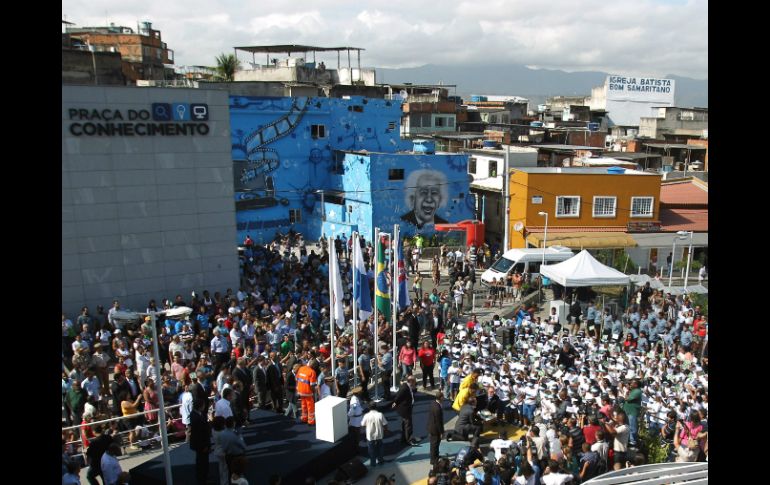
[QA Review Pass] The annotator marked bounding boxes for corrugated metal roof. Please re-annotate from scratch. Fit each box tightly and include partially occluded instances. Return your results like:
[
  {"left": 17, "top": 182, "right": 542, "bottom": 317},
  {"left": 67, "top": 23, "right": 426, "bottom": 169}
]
[
  {"left": 644, "top": 143, "right": 707, "bottom": 150},
  {"left": 583, "top": 462, "right": 707, "bottom": 484},
  {"left": 234, "top": 45, "right": 364, "bottom": 53}
]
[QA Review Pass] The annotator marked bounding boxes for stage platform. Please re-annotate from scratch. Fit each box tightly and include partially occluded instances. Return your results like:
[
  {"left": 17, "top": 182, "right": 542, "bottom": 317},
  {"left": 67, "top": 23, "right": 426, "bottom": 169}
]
[{"left": 130, "top": 392, "right": 454, "bottom": 485}]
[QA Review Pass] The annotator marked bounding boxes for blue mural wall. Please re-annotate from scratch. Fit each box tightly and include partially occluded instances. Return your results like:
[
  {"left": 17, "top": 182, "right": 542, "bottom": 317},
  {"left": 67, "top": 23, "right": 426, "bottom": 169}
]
[
  {"left": 228, "top": 95, "right": 472, "bottom": 244},
  {"left": 229, "top": 96, "right": 409, "bottom": 243},
  {"left": 340, "top": 152, "right": 475, "bottom": 241}
]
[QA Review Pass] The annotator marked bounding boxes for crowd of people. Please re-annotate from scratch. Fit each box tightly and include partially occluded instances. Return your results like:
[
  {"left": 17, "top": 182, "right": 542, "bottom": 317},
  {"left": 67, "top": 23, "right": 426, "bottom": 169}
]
[{"left": 61, "top": 229, "right": 708, "bottom": 485}]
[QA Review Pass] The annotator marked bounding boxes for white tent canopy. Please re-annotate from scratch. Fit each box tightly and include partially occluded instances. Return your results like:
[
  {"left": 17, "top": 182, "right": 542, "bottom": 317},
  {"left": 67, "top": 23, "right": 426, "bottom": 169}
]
[{"left": 541, "top": 250, "right": 631, "bottom": 287}]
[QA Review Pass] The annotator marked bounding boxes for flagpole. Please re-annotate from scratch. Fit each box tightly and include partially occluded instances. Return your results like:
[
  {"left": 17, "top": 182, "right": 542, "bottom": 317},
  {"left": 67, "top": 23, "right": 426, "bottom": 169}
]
[
  {"left": 328, "top": 236, "right": 335, "bottom": 363},
  {"left": 392, "top": 224, "right": 399, "bottom": 394},
  {"left": 373, "top": 227, "right": 380, "bottom": 401},
  {"left": 352, "top": 232, "right": 359, "bottom": 388}
]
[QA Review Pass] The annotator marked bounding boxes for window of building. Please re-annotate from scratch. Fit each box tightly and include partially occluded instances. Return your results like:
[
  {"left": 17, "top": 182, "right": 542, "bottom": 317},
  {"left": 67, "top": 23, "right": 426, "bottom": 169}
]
[
  {"left": 435, "top": 117, "right": 445, "bottom": 127},
  {"left": 488, "top": 161, "right": 498, "bottom": 178},
  {"left": 332, "top": 151, "right": 345, "bottom": 174},
  {"left": 556, "top": 196, "right": 581, "bottom": 217},
  {"left": 388, "top": 168, "right": 404, "bottom": 180},
  {"left": 311, "top": 124, "right": 327, "bottom": 139},
  {"left": 448, "top": 117, "right": 455, "bottom": 127},
  {"left": 289, "top": 209, "right": 302, "bottom": 224},
  {"left": 490, "top": 115, "right": 497, "bottom": 124},
  {"left": 421, "top": 114, "right": 431, "bottom": 127},
  {"left": 592, "top": 196, "right": 617, "bottom": 218},
  {"left": 387, "top": 121, "right": 396, "bottom": 131},
  {"left": 502, "top": 114, "right": 510, "bottom": 124},
  {"left": 468, "top": 158, "right": 477, "bottom": 175},
  {"left": 631, "top": 197, "right": 654, "bottom": 218}
]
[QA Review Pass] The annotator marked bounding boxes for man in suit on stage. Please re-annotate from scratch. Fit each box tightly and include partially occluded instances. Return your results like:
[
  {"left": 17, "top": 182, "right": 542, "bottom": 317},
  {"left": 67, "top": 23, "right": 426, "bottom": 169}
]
[
  {"left": 392, "top": 375, "right": 419, "bottom": 446},
  {"left": 427, "top": 390, "right": 445, "bottom": 465},
  {"left": 266, "top": 352, "right": 284, "bottom": 413}
]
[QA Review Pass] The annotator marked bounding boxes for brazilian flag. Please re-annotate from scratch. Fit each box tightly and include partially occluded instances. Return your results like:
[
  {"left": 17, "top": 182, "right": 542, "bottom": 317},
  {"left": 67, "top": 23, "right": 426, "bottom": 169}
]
[{"left": 375, "top": 236, "right": 391, "bottom": 322}]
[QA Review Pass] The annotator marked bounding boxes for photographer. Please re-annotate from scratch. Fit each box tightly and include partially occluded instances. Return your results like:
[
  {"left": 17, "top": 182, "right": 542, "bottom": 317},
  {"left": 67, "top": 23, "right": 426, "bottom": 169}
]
[
  {"left": 601, "top": 410, "right": 630, "bottom": 470},
  {"left": 468, "top": 460, "right": 501, "bottom": 485},
  {"left": 673, "top": 411, "right": 705, "bottom": 463},
  {"left": 660, "top": 411, "right": 678, "bottom": 462},
  {"left": 452, "top": 437, "right": 484, "bottom": 475}
]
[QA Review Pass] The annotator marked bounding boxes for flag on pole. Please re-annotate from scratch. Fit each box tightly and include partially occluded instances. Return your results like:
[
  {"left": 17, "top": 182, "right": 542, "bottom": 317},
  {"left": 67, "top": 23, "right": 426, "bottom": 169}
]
[
  {"left": 396, "top": 231, "right": 411, "bottom": 311},
  {"left": 353, "top": 234, "right": 372, "bottom": 321},
  {"left": 329, "top": 239, "right": 345, "bottom": 329},
  {"left": 375, "top": 236, "right": 391, "bottom": 322}
]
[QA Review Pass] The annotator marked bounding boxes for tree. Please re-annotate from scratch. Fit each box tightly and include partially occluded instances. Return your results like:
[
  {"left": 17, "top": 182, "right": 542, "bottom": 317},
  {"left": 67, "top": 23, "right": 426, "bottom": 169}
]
[{"left": 215, "top": 53, "right": 240, "bottom": 82}]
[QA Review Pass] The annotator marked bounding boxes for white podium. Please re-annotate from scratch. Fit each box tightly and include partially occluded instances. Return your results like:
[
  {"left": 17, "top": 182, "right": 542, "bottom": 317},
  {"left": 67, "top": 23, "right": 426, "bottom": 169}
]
[
  {"left": 315, "top": 396, "right": 348, "bottom": 443},
  {"left": 550, "top": 300, "right": 569, "bottom": 325}
]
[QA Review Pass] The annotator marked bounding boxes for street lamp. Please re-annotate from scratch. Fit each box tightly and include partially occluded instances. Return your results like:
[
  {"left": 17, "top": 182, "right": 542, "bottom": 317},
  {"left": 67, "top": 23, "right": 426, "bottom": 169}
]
[
  {"left": 538, "top": 211, "right": 548, "bottom": 302},
  {"left": 667, "top": 233, "right": 688, "bottom": 287},
  {"left": 679, "top": 230, "right": 694, "bottom": 288},
  {"left": 125, "top": 305, "right": 193, "bottom": 485}
]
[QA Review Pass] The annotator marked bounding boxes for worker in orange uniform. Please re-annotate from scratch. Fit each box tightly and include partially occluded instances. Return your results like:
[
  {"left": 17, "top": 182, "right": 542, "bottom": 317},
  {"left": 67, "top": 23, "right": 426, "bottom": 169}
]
[{"left": 297, "top": 361, "right": 319, "bottom": 425}]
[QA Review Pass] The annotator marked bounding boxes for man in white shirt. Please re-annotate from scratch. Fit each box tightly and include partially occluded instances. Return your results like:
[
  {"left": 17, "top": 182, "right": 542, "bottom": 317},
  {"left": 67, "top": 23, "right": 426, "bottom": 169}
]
[
  {"left": 180, "top": 383, "right": 194, "bottom": 440},
  {"left": 215, "top": 388, "right": 235, "bottom": 419},
  {"left": 490, "top": 430, "right": 513, "bottom": 461},
  {"left": 540, "top": 460, "right": 574, "bottom": 485},
  {"left": 360, "top": 402, "right": 388, "bottom": 467},
  {"left": 348, "top": 390, "right": 365, "bottom": 454}
]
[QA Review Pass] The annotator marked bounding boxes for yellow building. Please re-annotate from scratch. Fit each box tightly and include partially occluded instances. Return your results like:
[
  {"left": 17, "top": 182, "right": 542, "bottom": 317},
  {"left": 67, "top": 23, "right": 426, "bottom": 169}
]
[{"left": 508, "top": 167, "right": 662, "bottom": 249}]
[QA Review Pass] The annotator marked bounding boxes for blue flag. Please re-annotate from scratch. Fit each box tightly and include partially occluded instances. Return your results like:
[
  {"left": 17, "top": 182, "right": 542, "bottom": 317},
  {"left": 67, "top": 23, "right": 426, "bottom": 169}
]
[
  {"left": 396, "top": 235, "right": 411, "bottom": 311},
  {"left": 353, "top": 235, "right": 373, "bottom": 321}
]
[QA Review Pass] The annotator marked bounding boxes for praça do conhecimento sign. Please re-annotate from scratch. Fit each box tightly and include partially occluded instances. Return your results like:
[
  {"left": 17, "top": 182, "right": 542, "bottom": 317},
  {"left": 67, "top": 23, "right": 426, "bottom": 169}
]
[{"left": 68, "top": 103, "right": 210, "bottom": 137}]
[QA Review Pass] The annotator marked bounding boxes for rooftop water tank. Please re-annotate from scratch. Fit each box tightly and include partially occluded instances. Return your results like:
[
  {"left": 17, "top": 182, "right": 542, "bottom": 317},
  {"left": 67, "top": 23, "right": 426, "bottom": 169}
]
[
  {"left": 413, "top": 139, "right": 435, "bottom": 154},
  {"left": 482, "top": 140, "right": 499, "bottom": 149},
  {"left": 607, "top": 167, "right": 626, "bottom": 174}
]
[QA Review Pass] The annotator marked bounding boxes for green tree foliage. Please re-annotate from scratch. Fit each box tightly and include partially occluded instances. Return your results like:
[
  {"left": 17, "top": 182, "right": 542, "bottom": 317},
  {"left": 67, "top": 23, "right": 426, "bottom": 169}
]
[{"left": 215, "top": 53, "right": 240, "bottom": 82}]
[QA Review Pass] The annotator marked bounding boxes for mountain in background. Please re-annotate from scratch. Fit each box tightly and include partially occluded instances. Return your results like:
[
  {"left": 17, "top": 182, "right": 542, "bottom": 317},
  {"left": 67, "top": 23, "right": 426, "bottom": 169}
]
[{"left": 377, "top": 64, "right": 708, "bottom": 108}]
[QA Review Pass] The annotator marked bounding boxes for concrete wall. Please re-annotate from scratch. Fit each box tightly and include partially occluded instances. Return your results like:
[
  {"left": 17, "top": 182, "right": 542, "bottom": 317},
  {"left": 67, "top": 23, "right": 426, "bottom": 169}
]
[
  {"left": 62, "top": 50, "right": 126, "bottom": 85},
  {"left": 234, "top": 66, "right": 338, "bottom": 84},
  {"left": 62, "top": 85, "right": 239, "bottom": 316}
]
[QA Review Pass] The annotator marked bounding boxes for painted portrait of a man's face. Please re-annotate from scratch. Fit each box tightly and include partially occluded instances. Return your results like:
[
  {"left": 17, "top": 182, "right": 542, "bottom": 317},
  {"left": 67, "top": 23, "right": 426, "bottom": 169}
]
[
  {"left": 413, "top": 175, "right": 442, "bottom": 225},
  {"left": 401, "top": 170, "right": 448, "bottom": 229}
]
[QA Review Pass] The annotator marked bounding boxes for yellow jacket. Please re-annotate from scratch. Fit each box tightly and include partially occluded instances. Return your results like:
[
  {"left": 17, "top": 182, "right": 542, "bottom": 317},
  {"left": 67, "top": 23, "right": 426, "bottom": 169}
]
[{"left": 452, "top": 373, "right": 477, "bottom": 411}]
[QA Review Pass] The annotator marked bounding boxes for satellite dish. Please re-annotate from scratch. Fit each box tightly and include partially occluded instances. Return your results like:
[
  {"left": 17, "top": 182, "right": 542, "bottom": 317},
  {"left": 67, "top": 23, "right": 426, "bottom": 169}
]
[{"left": 514, "top": 221, "right": 524, "bottom": 232}]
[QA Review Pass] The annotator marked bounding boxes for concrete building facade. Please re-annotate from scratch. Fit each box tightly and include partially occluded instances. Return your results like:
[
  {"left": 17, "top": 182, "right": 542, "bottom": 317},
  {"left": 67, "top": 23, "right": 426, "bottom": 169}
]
[{"left": 62, "top": 85, "right": 239, "bottom": 316}]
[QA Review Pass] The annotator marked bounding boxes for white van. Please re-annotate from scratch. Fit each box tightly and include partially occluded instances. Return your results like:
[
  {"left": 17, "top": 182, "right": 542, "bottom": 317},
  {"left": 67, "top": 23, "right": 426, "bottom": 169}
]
[{"left": 481, "top": 246, "right": 575, "bottom": 286}]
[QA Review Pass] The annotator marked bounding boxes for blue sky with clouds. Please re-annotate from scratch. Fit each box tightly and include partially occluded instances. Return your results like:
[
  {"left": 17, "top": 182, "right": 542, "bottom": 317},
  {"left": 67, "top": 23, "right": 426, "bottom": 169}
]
[{"left": 63, "top": 0, "right": 708, "bottom": 79}]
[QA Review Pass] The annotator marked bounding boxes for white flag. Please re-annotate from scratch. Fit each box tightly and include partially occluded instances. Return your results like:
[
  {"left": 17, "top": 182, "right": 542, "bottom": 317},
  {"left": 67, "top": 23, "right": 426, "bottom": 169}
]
[{"left": 329, "top": 238, "right": 346, "bottom": 329}]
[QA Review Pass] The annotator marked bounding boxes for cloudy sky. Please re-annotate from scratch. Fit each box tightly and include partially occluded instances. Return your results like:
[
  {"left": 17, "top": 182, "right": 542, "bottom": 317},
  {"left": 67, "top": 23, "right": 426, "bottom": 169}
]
[{"left": 63, "top": 0, "right": 708, "bottom": 79}]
